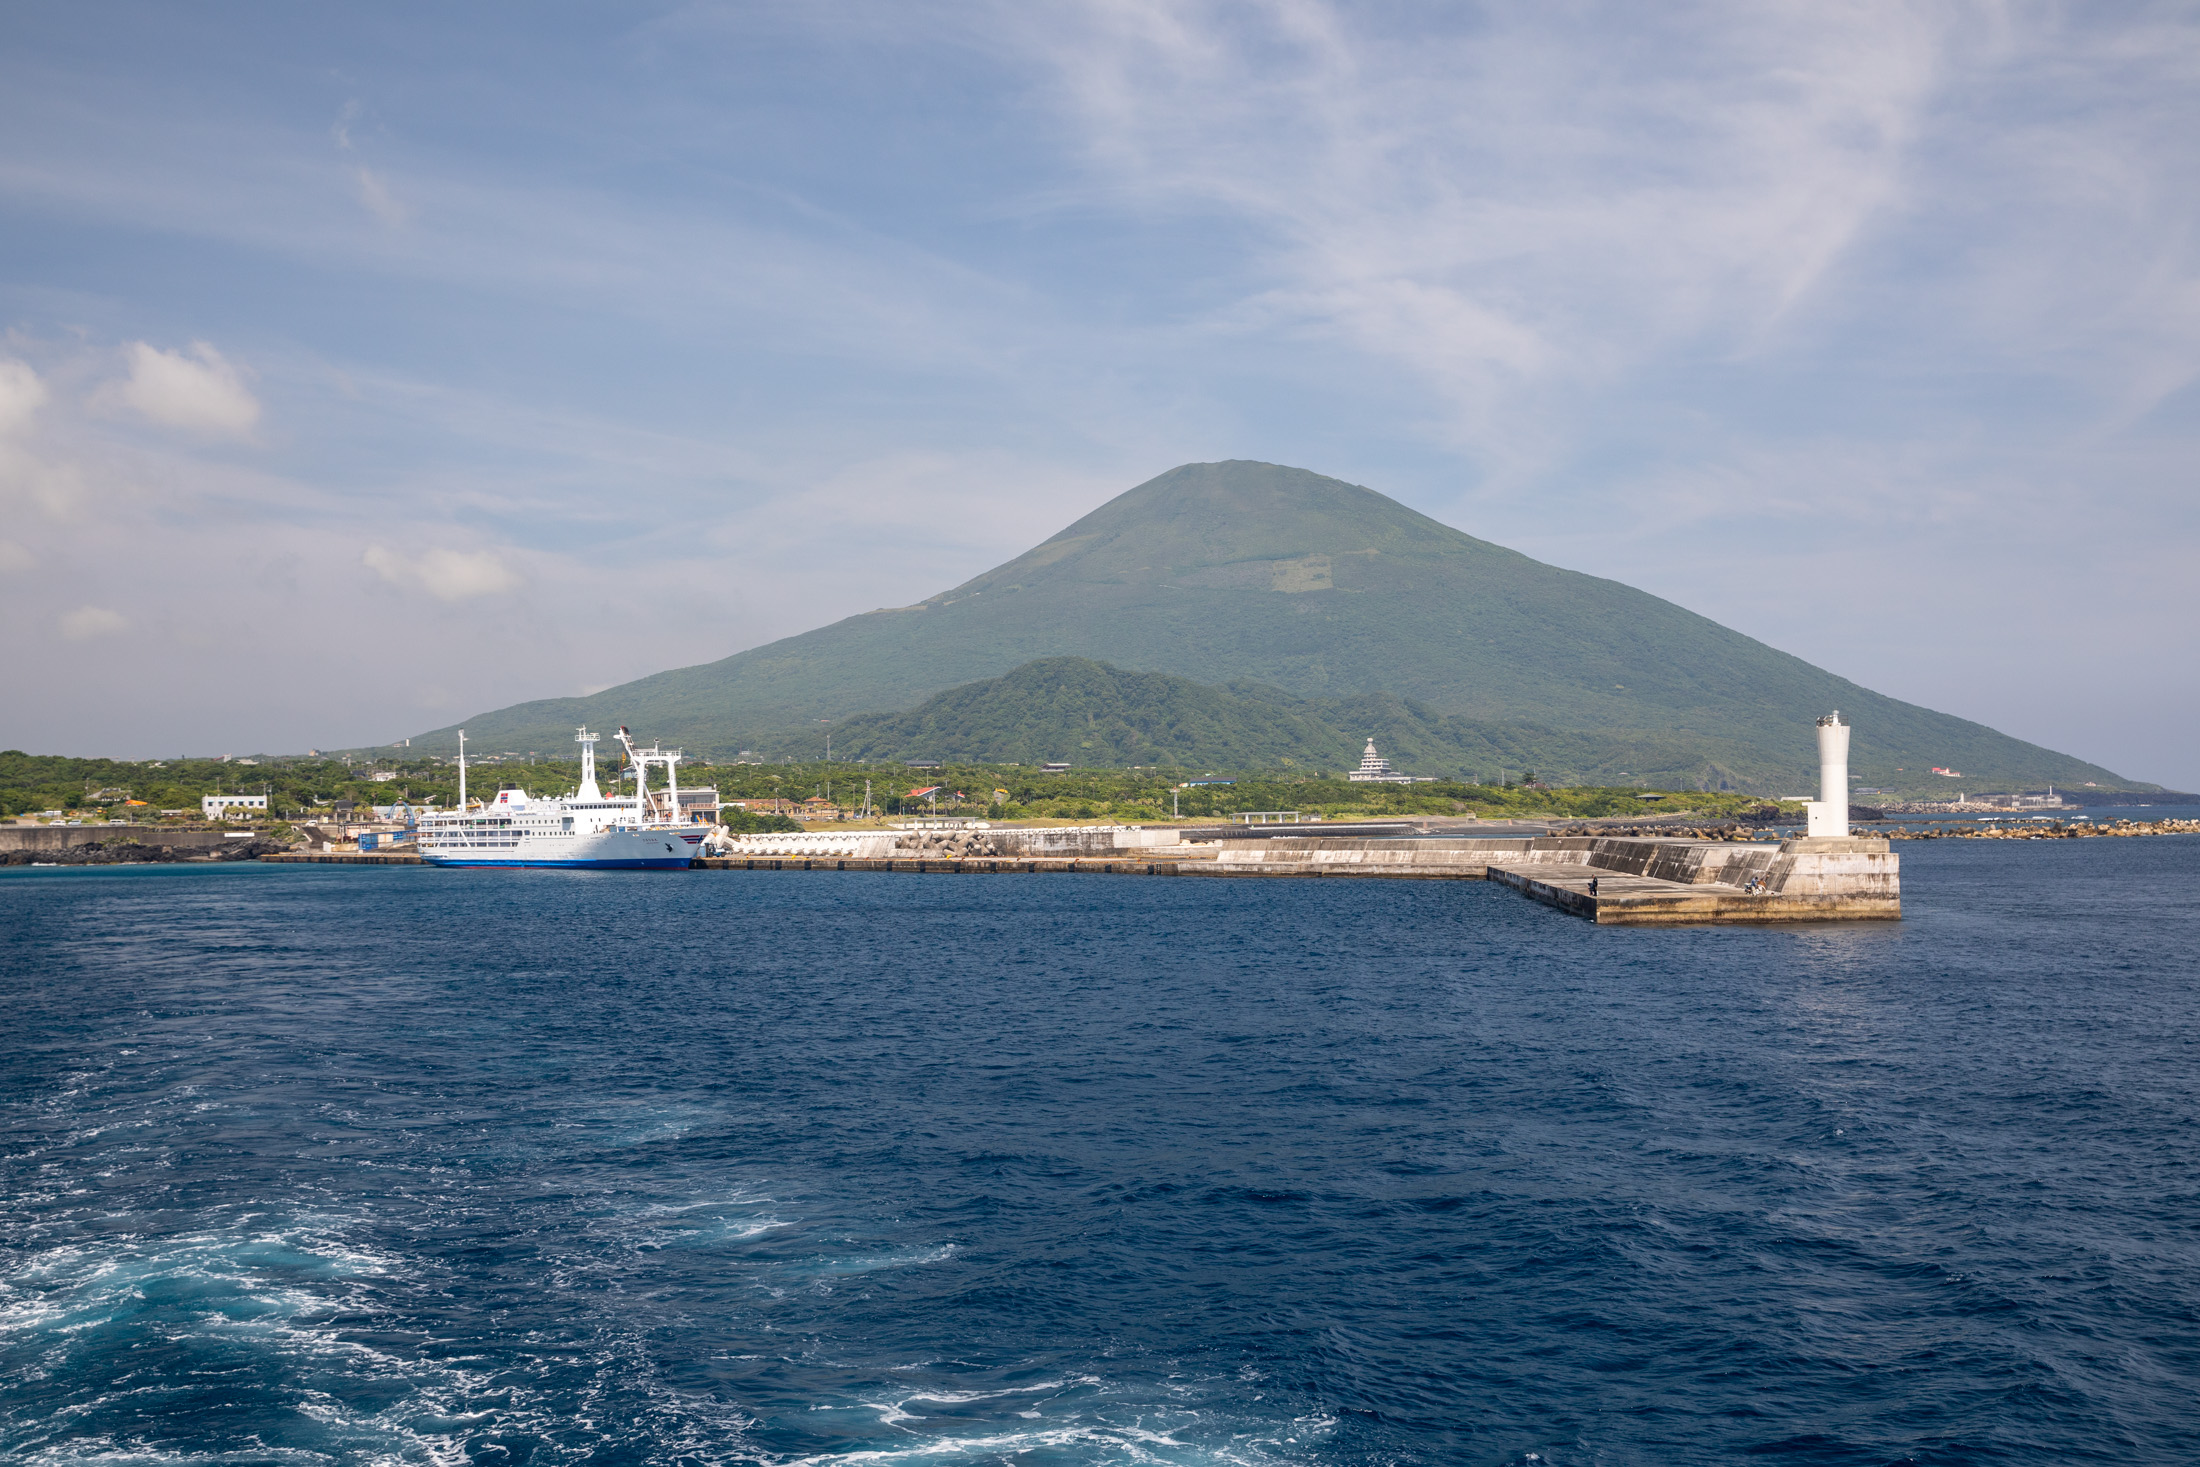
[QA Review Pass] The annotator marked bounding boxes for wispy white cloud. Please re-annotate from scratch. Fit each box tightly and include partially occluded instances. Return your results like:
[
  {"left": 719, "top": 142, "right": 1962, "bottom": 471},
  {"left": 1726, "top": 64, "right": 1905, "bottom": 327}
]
[
  {"left": 0, "top": 358, "right": 49, "bottom": 436},
  {"left": 363, "top": 544, "right": 522, "bottom": 601},
  {"left": 0, "top": 355, "right": 84, "bottom": 518},
  {"left": 116, "top": 341, "right": 261, "bottom": 437},
  {"left": 354, "top": 168, "right": 409, "bottom": 227},
  {"left": 58, "top": 604, "right": 128, "bottom": 640},
  {"left": 983, "top": 1, "right": 1954, "bottom": 459}
]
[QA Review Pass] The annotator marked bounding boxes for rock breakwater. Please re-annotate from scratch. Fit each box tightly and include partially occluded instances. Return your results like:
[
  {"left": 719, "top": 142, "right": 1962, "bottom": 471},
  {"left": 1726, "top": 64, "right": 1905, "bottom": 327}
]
[
  {"left": 1884, "top": 818, "right": 2200, "bottom": 840},
  {"left": 1547, "top": 817, "right": 2198, "bottom": 843}
]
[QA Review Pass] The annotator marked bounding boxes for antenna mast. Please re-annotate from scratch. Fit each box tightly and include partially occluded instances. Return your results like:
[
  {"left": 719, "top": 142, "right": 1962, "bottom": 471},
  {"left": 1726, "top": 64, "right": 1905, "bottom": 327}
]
[{"left": 576, "top": 727, "right": 601, "bottom": 800}]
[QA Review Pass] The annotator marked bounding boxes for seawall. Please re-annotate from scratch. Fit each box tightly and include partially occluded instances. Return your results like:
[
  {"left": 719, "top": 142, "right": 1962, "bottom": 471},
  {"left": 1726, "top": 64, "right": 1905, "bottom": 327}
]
[{"left": 677, "top": 831, "right": 1899, "bottom": 925}]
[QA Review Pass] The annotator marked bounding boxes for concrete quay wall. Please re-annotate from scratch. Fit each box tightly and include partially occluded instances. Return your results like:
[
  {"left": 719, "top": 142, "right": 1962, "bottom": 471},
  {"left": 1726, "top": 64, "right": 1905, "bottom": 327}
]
[
  {"left": 691, "top": 833, "right": 1898, "bottom": 923},
  {"left": 0, "top": 825, "right": 246, "bottom": 855},
  {"left": 221, "top": 832, "right": 1903, "bottom": 927},
  {"left": 1212, "top": 837, "right": 1528, "bottom": 875},
  {"left": 717, "top": 824, "right": 1154, "bottom": 861},
  {"left": 1213, "top": 834, "right": 1896, "bottom": 900},
  {"left": 1490, "top": 865, "right": 1902, "bottom": 926},
  {"left": 261, "top": 852, "right": 424, "bottom": 866},
  {"left": 699, "top": 854, "right": 1189, "bottom": 877}
]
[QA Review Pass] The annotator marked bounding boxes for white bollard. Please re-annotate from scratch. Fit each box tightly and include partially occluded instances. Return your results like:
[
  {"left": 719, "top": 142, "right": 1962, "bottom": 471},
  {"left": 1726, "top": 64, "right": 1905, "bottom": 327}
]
[{"left": 1808, "top": 712, "right": 1850, "bottom": 839}]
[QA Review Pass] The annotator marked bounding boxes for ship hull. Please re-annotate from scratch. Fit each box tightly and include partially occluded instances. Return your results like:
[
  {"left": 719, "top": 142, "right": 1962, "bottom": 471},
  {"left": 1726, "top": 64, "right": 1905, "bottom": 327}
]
[
  {"left": 421, "top": 857, "right": 694, "bottom": 870},
  {"left": 419, "top": 825, "right": 705, "bottom": 870}
]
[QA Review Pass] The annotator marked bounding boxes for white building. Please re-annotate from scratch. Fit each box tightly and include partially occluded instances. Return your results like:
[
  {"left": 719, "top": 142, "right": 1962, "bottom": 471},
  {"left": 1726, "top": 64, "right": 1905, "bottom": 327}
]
[
  {"left": 202, "top": 794, "right": 268, "bottom": 820},
  {"left": 1347, "top": 739, "right": 1434, "bottom": 783}
]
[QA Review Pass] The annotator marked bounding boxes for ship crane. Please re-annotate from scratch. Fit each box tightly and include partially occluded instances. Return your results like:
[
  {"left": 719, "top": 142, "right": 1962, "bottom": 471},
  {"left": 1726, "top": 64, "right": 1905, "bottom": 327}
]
[{"left": 616, "top": 725, "right": 685, "bottom": 825}]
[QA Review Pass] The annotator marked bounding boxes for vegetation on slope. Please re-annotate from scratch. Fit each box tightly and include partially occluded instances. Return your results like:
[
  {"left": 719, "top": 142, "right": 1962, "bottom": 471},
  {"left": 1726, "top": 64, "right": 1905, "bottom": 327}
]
[
  {"left": 0, "top": 747, "right": 1771, "bottom": 826},
  {"left": 692, "top": 761, "right": 1782, "bottom": 824},
  {"left": 0, "top": 750, "right": 446, "bottom": 821},
  {"left": 821, "top": 657, "right": 2148, "bottom": 799},
  {"left": 402, "top": 461, "right": 2134, "bottom": 792},
  {"left": 0, "top": 749, "right": 694, "bottom": 822}
]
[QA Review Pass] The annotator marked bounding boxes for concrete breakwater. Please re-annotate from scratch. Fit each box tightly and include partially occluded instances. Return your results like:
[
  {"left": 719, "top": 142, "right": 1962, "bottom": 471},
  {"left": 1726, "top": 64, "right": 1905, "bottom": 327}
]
[
  {"left": 230, "top": 823, "right": 1898, "bottom": 925},
  {"left": 1207, "top": 834, "right": 1897, "bottom": 924},
  {"left": 692, "top": 830, "right": 1898, "bottom": 925}
]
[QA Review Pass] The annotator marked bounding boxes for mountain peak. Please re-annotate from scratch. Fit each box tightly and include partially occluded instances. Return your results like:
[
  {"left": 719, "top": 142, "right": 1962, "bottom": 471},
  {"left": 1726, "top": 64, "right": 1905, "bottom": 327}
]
[
  {"left": 948, "top": 461, "right": 1506, "bottom": 602},
  {"left": 408, "top": 461, "right": 2129, "bottom": 791}
]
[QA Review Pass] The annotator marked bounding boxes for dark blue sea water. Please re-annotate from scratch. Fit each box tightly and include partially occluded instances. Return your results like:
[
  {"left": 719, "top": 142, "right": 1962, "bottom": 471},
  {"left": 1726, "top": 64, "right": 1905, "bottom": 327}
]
[{"left": 4, "top": 838, "right": 2199, "bottom": 1466}]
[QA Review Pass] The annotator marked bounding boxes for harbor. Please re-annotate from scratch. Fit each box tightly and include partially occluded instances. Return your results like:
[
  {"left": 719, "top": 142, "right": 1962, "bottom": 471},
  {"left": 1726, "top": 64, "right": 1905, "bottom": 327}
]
[
  {"left": 99, "top": 715, "right": 2200, "bottom": 923},
  {"left": 51, "top": 709, "right": 2195, "bottom": 923},
  {"left": 245, "top": 715, "right": 1909, "bottom": 922},
  {"left": 660, "top": 711, "right": 1904, "bottom": 924}
]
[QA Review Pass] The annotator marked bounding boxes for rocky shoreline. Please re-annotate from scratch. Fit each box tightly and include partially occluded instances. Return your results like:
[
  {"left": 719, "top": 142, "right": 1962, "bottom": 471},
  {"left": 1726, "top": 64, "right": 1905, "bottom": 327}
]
[
  {"left": 1545, "top": 818, "right": 2200, "bottom": 842},
  {"left": 1880, "top": 817, "right": 2200, "bottom": 840}
]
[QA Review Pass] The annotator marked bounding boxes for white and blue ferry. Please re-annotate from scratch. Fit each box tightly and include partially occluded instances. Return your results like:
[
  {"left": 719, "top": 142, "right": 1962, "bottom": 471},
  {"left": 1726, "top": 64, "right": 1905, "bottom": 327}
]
[{"left": 416, "top": 726, "right": 711, "bottom": 869}]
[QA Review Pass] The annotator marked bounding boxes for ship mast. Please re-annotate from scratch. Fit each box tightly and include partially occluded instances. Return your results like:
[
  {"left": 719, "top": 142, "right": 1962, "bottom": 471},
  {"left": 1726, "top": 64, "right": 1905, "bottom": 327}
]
[
  {"left": 575, "top": 726, "right": 600, "bottom": 800},
  {"left": 457, "top": 729, "right": 467, "bottom": 811}
]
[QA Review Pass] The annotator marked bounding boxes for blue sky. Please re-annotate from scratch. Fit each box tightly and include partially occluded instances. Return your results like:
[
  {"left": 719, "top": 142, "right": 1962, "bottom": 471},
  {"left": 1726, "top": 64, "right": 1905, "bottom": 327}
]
[{"left": 2, "top": 1, "right": 2196, "bottom": 785}]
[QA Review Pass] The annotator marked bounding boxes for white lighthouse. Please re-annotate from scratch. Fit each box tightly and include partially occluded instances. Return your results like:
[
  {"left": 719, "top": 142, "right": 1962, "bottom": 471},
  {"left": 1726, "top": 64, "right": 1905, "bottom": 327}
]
[{"left": 1807, "top": 711, "right": 1850, "bottom": 839}]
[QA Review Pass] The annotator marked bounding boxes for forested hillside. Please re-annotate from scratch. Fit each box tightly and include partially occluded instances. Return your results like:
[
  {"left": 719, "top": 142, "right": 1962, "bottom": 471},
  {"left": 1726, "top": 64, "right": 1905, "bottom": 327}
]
[{"left": 405, "top": 461, "right": 2138, "bottom": 795}]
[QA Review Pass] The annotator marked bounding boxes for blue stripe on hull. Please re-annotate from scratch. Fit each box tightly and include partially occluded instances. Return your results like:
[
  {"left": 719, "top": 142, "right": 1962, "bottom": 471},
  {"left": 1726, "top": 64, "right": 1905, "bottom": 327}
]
[{"left": 422, "top": 857, "right": 694, "bottom": 869}]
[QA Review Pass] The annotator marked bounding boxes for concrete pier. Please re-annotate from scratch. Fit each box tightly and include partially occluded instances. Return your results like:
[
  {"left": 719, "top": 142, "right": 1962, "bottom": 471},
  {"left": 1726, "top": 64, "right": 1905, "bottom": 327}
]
[
  {"left": 245, "top": 832, "right": 1897, "bottom": 923},
  {"left": 673, "top": 830, "right": 1898, "bottom": 924},
  {"left": 1207, "top": 833, "right": 1899, "bottom": 923},
  {"left": 259, "top": 851, "right": 424, "bottom": 865}
]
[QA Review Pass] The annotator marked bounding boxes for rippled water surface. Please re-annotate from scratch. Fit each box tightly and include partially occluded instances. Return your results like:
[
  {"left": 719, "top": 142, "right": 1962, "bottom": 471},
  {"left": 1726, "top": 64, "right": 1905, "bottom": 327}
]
[{"left": 4, "top": 839, "right": 2199, "bottom": 1465}]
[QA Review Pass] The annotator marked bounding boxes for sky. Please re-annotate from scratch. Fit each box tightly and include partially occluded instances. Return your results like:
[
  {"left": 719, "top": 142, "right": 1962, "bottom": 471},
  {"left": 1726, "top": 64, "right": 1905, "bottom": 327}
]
[{"left": 1, "top": 1, "right": 2195, "bottom": 785}]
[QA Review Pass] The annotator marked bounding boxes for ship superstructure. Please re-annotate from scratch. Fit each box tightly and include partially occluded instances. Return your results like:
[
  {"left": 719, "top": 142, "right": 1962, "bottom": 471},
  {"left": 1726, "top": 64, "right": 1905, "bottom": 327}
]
[{"left": 415, "top": 726, "right": 712, "bottom": 869}]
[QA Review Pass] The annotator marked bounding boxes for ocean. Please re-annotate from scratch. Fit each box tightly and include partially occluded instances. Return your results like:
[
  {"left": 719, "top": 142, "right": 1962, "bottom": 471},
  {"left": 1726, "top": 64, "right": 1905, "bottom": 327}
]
[{"left": 4, "top": 835, "right": 2198, "bottom": 1465}]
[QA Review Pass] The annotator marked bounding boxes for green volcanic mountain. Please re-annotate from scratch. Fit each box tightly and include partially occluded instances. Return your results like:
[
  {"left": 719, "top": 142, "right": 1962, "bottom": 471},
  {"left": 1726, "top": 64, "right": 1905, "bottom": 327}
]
[
  {"left": 830, "top": 657, "right": 1795, "bottom": 783},
  {"left": 412, "top": 460, "right": 2134, "bottom": 793}
]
